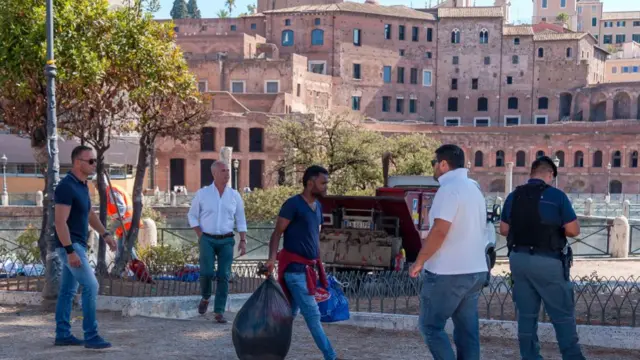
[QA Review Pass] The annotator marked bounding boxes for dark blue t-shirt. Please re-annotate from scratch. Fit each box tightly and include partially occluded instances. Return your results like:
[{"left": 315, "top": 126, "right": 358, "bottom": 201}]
[
  {"left": 279, "top": 194, "right": 323, "bottom": 273},
  {"left": 501, "top": 179, "right": 577, "bottom": 227},
  {"left": 54, "top": 172, "right": 92, "bottom": 248}
]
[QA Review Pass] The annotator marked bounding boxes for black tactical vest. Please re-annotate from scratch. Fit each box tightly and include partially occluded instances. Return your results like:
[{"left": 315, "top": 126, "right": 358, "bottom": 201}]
[{"left": 507, "top": 182, "right": 567, "bottom": 252}]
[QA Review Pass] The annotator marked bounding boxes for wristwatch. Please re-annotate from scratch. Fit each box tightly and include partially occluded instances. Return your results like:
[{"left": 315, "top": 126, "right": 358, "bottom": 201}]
[
  {"left": 102, "top": 231, "right": 111, "bottom": 238},
  {"left": 64, "top": 245, "right": 75, "bottom": 254}
]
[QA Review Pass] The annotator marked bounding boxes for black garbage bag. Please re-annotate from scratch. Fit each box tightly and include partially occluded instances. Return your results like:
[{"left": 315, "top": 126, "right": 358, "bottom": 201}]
[{"left": 232, "top": 273, "right": 293, "bottom": 360}]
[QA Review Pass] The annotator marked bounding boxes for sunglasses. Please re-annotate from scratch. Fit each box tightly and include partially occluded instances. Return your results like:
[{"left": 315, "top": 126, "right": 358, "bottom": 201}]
[{"left": 79, "top": 158, "right": 97, "bottom": 165}]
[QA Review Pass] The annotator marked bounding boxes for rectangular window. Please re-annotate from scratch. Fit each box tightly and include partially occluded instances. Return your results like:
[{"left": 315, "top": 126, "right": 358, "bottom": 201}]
[
  {"left": 382, "top": 96, "right": 390, "bottom": 112},
  {"left": 592, "top": 17, "right": 597, "bottom": 27},
  {"left": 447, "top": 97, "right": 458, "bottom": 112},
  {"left": 577, "top": 6, "right": 582, "bottom": 14},
  {"left": 634, "top": 66, "right": 639, "bottom": 73},
  {"left": 603, "top": 35, "right": 612, "bottom": 44},
  {"left": 634, "top": 21, "right": 640, "bottom": 27},
  {"left": 265, "top": 80, "right": 279, "bottom": 93},
  {"left": 560, "top": 0, "right": 566, "bottom": 8},
  {"left": 410, "top": 68, "right": 418, "bottom": 84},
  {"left": 297, "top": 84, "right": 301, "bottom": 96},
  {"left": 445, "top": 118, "right": 460, "bottom": 127},
  {"left": 249, "top": 128, "right": 264, "bottom": 152},
  {"left": 251, "top": 23, "right": 257, "bottom": 30},
  {"left": 617, "top": 21, "right": 626, "bottom": 27},
  {"left": 399, "top": 49, "right": 405, "bottom": 56},
  {"left": 384, "top": 24, "right": 391, "bottom": 39},
  {"left": 352, "top": 96, "right": 361, "bottom": 110},
  {"left": 412, "top": 26, "right": 419, "bottom": 41},
  {"left": 198, "top": 80, "right": 207, "bottom": 93},
  {"left": 484, "top": 56, "right": 491, "bottom": 65},
  {"left": 425, "top": 51, "right": 432, "bottom": 59},
  {"left": 285, "top": 19, "right": 291, "bottom": 26},
  {"left": 633, "top": 34, "right": 640, "bottom": 42},
  {"left": 409, "top": 99, "right": 417, "bottom": 113},
  {"left": 427, "top": 28, "right": 433, "bottom": 42},
  {"left": 451, "top": 78, "right": 458, "bottom": 90},
  {"left": 535, "top": 116, "right": 548, "bottom": 125},
  {"left": 612, "top": 67, "right": 617, "bottom": 73},
  {"left": 308, "top": 61, "right": 326, "bottom": 74},
  {"left": 505, "top": 117, "right": 520, "bottom": 126},
  {"left": 453, "top": 56, "right": 459, "bottom": 65},
  {"left": 315, "top": 18, "right": 321, "bottom": 26},
  {"left": 396, "top": 98, "right": 404, "bottom": 113},
  {"left": 422, "top": 70, "right": 432, "bottom": 86},
  {"left": 474, "top": 118, "right": 490, "bottom": 127},
  {"left": 623, "top": 66, "right": 630, "bottom": 73},
  {"left": 231, "top": 81, "right": 245, "bottom": 93},
  {"left": 397, "top": 67, "right": 405, "bottom": 84},
  {"left": 354, "top": 29, "right": 362, "bottom": 46},
  {"left": 542, "top": 0, "right": 547, "bottom": 8},
  {"left": 383, "top": 66, "right": 392, "bottom": 83},
  {"left": 507, "top": 76, "right": 513, "bottom": 85},
  {"left": 472, "top": 78, "right": 478, "bottom": 90},
  {"left": 353, "top": 63, "right": 361, "bottom": 79},
  {"left": 230, "top": 25, "right": 237, "bottom": 31},
  {"left": 616, "top": 34, "right": 626, "bottom": 43},
  {"left": 399, "top": 25, "right": 405, "bottom": 40}
]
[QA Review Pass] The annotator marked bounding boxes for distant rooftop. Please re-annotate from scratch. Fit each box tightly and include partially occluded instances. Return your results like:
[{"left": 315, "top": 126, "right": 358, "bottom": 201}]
[
  {"left": 503, "top": 25, "right": 534, "bottom": 36},
  {"left": 437, "top": 6, "right": 503, "bottom": 18},
  {"left": 263, "top": 2, "right": 437, "bottom": 21},
  {"left": 602, "top": 12, "right": 640, "bottom": 21}
]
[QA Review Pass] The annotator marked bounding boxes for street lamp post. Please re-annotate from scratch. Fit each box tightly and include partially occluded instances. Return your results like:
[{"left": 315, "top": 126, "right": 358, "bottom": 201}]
[
  {"left": 607, "top": 162, "right": 612, "bottom": 197},
  {"left": 553, "top": 156, "right": 560, "bottom": 188},
  {"left": 1, "top": 154, "right": 7, "bottom": 206},
  {"left": 232, "top": 159, "right": 239, "bottom": 190}
]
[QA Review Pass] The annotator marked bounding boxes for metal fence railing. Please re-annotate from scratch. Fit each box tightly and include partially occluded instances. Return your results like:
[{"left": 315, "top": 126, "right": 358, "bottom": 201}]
[{"left": 494, "top": 224, "right": 612, "bottom": 257}]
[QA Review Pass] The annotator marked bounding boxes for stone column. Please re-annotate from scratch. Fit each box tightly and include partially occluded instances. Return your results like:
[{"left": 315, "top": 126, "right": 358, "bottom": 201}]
[
  {"left": 36, "top": 191, "right": 43, "bottom": 207},
  {"left": 609, "top": 215, "right": 630, "bottom": 258},
  {"left": 220, "top": 146, "right": 233, "bottom": 188},
  {"left": 584, "top": 198, "right": 593, "bottom": 217},
  {"left": 623, "top": 200, "right": 631, "bottom": 219},
  {"left": 505, "top": 162, "right": 514, "bottom": 195}
]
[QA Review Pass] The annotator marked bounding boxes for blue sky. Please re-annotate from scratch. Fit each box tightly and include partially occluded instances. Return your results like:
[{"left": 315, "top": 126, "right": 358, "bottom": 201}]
[{"left": 154, "top": 0, "right": 635, "bottom": 24}]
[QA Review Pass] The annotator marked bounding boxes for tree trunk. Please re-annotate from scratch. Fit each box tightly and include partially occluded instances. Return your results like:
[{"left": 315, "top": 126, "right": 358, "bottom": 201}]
[
  {"left": 111, "top": 135, "right": 150, "bottom": 275},
  {"left": 95, "top": 148, "right": 108, "bottom": 275}
]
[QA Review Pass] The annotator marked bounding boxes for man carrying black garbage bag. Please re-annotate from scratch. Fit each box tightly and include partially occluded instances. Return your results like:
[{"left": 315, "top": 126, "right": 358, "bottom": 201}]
[
  {"left": 499, "top": 156, "right": 585, "bottom": 360},
  {"left": 265, "top": 165, "right": 344, "bottom": 360}
]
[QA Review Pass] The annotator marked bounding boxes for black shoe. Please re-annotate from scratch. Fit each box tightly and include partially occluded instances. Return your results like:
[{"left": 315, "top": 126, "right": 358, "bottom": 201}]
[
  {"left": 54, "top": 335, "right": 84, "bottom": 346},
  {"left": 198, "top": 299, "right": 210, "bottom": 315},
  {"left": 84, "top": 335, "right": 112, "bottom": 349}
]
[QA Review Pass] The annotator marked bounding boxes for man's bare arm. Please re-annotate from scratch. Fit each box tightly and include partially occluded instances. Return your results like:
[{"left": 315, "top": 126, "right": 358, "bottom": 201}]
[
  {"left": 268, "top": 217, "right": 291, "bottom": 262},
  {"left": 88, "top": 211, "right": 108, "bottom": 234},
  {"left": 564, "top": 220, "right": 580, "bottom": 237},
  {"left": 414, "top": 219, "right": 452, "bottom": 265},
  {"left": 499, "top": 221, "right": 510, "bottom": 237},
  {"left": 55, "top": 204, "right": 73, "bottom": 247}
]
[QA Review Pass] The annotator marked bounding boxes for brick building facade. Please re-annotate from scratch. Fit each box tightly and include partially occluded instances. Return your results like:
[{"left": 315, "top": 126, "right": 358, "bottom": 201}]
[{"left": 152, "top": 0, "right": 640, "bottom": 195}]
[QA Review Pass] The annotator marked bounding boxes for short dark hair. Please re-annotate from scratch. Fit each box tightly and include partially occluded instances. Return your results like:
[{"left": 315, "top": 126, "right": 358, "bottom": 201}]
[
  {"left": 531, "top": 156, "right": 557, "bottom": 178},
  {"left": 71, "top": 145, "right": 93, "bottom": 162},
  {"left": 302, "top": 165, "right": 329, "bottom": 187},
  {"left": 435, "top": 144, "right": 465, "bottom": 170}
]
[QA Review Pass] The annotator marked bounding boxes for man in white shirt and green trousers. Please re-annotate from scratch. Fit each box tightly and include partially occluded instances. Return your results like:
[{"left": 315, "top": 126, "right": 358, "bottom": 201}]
[{"left": 188, "top": 160, "right": 247, "bottom": 323}]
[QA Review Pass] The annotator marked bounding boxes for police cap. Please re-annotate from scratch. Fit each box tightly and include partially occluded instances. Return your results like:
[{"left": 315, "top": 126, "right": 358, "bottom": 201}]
[{"left": 532, "top": 155, "right": 558, "bottom": 178}]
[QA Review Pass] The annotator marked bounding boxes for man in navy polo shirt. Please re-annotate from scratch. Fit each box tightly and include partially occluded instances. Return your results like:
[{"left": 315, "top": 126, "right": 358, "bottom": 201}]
[
  {"left": 54, "top": 145, "right": 117, "bottom": 349},
  {"left": 266, "top": 165, "right": 340, "bottom": 360},
  {"left": 500, "top": 156, "right": 584, "bottom": 359}
]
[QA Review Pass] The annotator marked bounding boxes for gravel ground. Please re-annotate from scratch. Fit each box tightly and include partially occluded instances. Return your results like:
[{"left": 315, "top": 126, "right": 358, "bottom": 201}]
[
  {"left": 493, "top": 259, "right": 640, "bottom": 279},
  {"left": 0, "top": 306, "right": 637, "bottom": 360}
]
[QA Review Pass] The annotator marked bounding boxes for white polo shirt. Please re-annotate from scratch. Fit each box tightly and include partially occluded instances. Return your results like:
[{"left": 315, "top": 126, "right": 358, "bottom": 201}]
[{"left": 423, "top": 168, "right": 488, "bottom": 275}]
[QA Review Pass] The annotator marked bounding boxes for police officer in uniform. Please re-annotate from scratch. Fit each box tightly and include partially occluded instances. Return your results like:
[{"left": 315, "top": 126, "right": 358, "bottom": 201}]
[{"left": 499, "top": 156, "right": 585, "bottom": 360}]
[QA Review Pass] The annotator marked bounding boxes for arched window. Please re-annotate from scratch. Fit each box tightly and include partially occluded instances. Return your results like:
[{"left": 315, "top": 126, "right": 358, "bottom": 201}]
[
  {"left": 536, "top": 150, "right": 545, "bottom": 159},
  {"left": 311, "top": 29, "right": 324, "bottom": 46},
  {"left": 612, "top": 150, "right": 622, "bottom": 168},
  {"left": 479, "top": 29, "right": 489, "bottom": 44},
  {"left": 281, "top": 30, "right": 294, "bottom": 46},
  {"left": 538, "top": 97, "right": 549, "bottom": 110},
  {"left": 451, "top": 29, "right": 461, "bottom": 44},
  {"left": 566, "top": 47, "right": 572, "bottom": 58},
  {"left": 555, "top": 151, "right": 565, "bottom": 167},
  {"left": 574, "top": 151, "right": 584, "bottom": 167},
  {"left": 630, "top": 151, "right": 638, "bottom": 168},
  {"left": 609, "top": 180, "right": 623, "bottom": 194},
  {"left": 538, "top": 47, "right": 544, "bottom": 58},
  {"left": 496, "top": 150, "right": 505, "bottom": 167},
  {"left": 477, "top": 97, "right": 488, "bottom": 111},
  {"left": 474, "top": 151, "right": 484, "bottom": 167},
  {"left": 516, "top": 151, "right": 526, "bottom": 167},
  {"left": 593, "top": 150, "right": 603, "bottom": 167}
]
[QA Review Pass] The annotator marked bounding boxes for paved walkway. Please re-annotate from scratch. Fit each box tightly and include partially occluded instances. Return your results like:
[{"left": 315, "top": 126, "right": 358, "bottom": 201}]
[{"left": 1, "top": 306, "right": 638, "bottom": 360}]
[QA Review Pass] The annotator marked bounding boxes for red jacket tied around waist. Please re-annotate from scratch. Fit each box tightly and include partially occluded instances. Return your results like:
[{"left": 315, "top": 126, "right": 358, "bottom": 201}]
[{"left": 277, "top": 248, "right": 329, "bottom": 304}]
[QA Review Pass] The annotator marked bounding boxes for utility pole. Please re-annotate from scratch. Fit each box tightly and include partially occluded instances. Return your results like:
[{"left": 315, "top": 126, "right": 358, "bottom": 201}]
[{"left": 42, "top": 0, "right": 62, "bottom": 307}]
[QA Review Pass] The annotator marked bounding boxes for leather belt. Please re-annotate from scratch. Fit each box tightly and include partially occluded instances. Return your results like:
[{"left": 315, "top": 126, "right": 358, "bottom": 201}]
[
  {"left": 512, "top": 245, "right": 561, "bottom": 260},
  {"left": 203, "top": 232, "right": 234, "bottom": 240}
]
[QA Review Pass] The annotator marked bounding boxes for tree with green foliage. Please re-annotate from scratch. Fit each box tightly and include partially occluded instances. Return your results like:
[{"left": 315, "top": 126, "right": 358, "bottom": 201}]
[
  {"left": 217, "top": 9, "right": 229, "bottom": 18},
  {"left": 242, "top": 186, "right": 299, "bottom": 223},
  {"left": 556, "top": 12, "right": 570, "bottom": 27},
  {"left": 0, "top": 0, "right": 125, "bottom": 304},
  {"left": 110, "top": 2, "right": 210, "bottom": 275},
  {"left": 187, "top": 0, "right": 201, "bottom": 18},
  {"left": 267, "top": 110, "right": 439, "bottom": 195},
  {"left": 170, "top": 0, "right": 188, "bottom": 19},
  {"left": 247, "top": 3, "right": 256, "bottom": 14},
  {"left": 225, "top": 0, "right": 236, "bottom": 16}
]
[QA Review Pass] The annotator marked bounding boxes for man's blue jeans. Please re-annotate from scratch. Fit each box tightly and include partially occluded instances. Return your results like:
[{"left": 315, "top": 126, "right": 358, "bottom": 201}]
[
  {"left": 55, "top": 243, "right": 100, "bottom": 341},
  {"left": 284, "top": 272, "right": 337, "bottom": 360},
  {"left": 419, "top": 270, "right": 487, "bottom": 360},
  {"left": 510, "top": 251, "right": 585, "bottom": 360}
]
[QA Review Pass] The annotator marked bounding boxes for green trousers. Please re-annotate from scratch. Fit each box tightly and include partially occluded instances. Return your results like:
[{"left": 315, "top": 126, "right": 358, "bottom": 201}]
[{"left": 199, "top": 234, "right": 235, "bottom": 314}]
